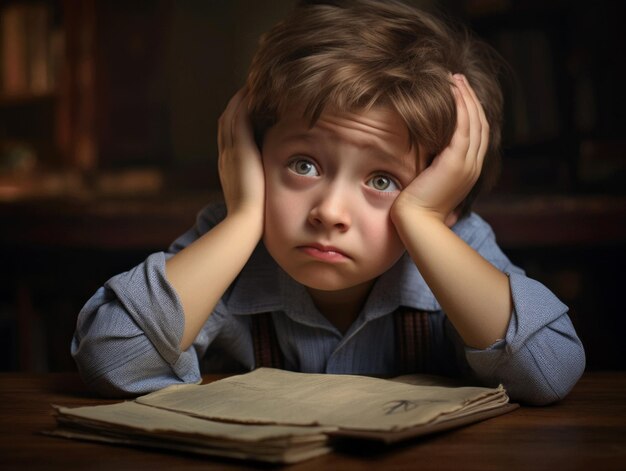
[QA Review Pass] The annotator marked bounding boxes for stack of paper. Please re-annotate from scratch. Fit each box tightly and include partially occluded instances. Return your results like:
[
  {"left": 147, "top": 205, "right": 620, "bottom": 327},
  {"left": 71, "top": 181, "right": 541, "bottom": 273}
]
[
  {"left": 49, "top": 368, "right": 517, "bottom": 463},
  {"left": 51, "top": 401, "right": 333, "bottom": 463}
]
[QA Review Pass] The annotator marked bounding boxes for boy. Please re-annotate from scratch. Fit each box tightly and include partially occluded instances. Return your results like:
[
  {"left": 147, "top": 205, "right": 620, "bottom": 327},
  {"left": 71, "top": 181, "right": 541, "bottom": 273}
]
[{"left": 72, "top": 0, "right": 585, "bottom": 405}]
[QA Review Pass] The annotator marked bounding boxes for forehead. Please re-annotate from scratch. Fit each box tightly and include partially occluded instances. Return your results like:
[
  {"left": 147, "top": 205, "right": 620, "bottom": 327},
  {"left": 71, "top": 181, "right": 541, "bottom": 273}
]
[{"left": 265, "top": 105, "right": 417, "bottom": 165}]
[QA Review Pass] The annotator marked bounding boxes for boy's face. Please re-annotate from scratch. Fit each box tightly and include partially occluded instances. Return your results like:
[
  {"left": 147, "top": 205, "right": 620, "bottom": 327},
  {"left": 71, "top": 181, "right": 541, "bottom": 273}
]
[{"left": 262, "top": 106, "right": 420, "bottom": 296}]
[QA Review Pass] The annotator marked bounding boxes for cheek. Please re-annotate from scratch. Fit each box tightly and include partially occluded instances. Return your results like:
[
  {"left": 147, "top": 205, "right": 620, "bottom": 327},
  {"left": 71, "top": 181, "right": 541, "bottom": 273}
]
[
  {"left": 359, "top": 207, "right": 406, "bottom": 258},
  {"left": 263, "top": 166, "right": 281, "bottom": 219},
  {"left": 263, "top": 180, "right": 301, "bottom": 240}
]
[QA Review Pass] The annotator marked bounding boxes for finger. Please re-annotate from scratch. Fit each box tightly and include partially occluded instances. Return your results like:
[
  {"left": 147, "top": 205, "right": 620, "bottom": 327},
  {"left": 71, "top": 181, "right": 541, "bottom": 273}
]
[
  {"left": 221, "top": 88, "right": 246, "bottom": 123},
  {"left": 448, "top": 76, "right": 470, "bottom": 157},
  {"left": 219, "top": 88, "right": 247, "bottom": 152},
  {"left": 460, "top": 75, "right": 490, "bottom": 164},
  {"left": 454, "top": 75, "right": 481, "bottom": 165},
  {"left": 232, "top": 94, "right": 257, "bottom": 153}
]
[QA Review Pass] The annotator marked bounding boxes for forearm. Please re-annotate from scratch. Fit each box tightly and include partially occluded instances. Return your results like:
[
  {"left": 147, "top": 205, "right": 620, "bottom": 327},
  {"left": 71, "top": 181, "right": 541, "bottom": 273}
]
[
  {"left": 391, "top": 202, "right": 511, "bottom": 349},
  {"left": 166, "top": 209, "right": 263, "bottom": 350}
]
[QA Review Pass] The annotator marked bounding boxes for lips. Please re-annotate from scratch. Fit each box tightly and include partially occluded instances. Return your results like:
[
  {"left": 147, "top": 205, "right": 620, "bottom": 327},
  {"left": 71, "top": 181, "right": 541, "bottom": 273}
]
[{"left": 297, "top": 243, "right": 350, "bottom": 262}]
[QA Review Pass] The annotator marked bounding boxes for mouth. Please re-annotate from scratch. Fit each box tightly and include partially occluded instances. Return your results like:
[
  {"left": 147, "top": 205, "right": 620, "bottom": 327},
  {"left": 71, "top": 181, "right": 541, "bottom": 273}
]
[{"left": 297, "top": 243, "right": 350, "bottom": 262}]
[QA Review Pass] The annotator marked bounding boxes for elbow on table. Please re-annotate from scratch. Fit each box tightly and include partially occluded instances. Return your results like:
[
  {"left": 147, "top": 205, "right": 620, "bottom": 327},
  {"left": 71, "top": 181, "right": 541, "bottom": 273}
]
[
  {"left": 82, "top": 370, "right": 145, "bottom": 399},
  {"left": 71, "top": 334, "right": 201, "bottom": 398},
  {"left": 508, "top": 341, "right": 586, "bottom": 406},
  {"left": 71, "top": 336, "right": 140, "bottom": 398}
]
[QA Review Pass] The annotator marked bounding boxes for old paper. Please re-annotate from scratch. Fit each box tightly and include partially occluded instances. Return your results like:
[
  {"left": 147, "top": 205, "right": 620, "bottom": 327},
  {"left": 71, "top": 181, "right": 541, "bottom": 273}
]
[
  {"left": 136, "top": 368, "right": 509, "bottom": 432},
  {"left": 50, "top": 368, "right": 516, "bottom": 463},
  {"left": 50, "top": 401, "right": 334, "bottom": 463}
]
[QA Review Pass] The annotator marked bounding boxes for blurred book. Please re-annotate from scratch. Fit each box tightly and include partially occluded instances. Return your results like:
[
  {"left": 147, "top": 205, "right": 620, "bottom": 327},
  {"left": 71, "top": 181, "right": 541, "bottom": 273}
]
[{"left": 0, "top": 2, "right": 62, "bottom": 97}]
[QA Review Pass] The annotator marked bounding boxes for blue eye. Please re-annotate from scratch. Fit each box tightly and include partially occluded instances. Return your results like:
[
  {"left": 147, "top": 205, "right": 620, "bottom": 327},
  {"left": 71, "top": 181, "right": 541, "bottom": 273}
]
[
  {"left": 367, "top": 175, "right": 399, "bottom": 192},
  {"left": 288, "top": 158, "right": 319, "bottom": 177}
]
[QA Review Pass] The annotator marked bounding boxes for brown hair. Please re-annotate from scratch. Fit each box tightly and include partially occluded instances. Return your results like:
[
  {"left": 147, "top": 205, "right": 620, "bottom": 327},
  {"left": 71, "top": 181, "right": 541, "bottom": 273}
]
[{"left": 246, "top": 0, "right": 504, "bottom": 216}]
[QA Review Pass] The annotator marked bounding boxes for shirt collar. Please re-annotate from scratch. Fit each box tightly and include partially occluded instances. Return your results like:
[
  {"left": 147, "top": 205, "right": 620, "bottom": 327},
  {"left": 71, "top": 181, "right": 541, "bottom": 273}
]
[
  {"left": 223, "top": 243, "right": 440, "bottom": 323},
  {"left": 362, "top": 253, "right": 440, "bottom": 321}
]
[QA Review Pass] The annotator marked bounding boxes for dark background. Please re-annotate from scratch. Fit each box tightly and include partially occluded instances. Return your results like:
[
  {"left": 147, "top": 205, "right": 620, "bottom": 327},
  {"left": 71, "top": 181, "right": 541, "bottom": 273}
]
[{"left": 0, "top": 0, "right": 624, "bottom": 372}]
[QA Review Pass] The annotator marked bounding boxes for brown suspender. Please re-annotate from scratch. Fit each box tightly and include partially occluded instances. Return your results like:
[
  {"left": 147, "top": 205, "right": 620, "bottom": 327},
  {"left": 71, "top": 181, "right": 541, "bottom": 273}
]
[
  {"left": 251, "top": 308, "right": 433, "bottom": 373},
  {"left": 251, "top": 312, "right": 284, "bottom": 369},
  {"left": 394, "top": 307, "right": 432, "bottom": 375}
]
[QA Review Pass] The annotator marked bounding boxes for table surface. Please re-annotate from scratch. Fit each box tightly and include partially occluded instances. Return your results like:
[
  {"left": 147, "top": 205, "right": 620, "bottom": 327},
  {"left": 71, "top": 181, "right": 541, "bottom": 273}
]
[{"left": 1, "top": 371, "right": 625, "bottom": 470}]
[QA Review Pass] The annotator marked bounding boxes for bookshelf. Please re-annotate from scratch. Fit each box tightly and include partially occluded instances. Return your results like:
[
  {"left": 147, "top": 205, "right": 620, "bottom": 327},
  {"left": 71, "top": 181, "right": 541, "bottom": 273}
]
[
  {"left": 0, "top": 0, "right": 64, "bottom": 173},
  {"left": 0, "top": 0, "right": 298, "bottom": 198},
  {"left": 0, "top": 1, "right": 623, "bottom": 196},
  {"left": 461, "top": 0, "right": 625, "bottom": 196},
  {"left": 0, "top": 0, "right": 172, "bottom": 187}
]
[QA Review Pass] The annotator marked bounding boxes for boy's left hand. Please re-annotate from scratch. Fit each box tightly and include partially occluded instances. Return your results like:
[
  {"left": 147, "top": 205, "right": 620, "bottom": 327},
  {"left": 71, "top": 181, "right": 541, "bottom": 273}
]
[
  {"left": 393, "top": 74, "right": 489, "bottom": 227},
  {"left": 389, "top": 75, "right": 511, "bottom": 350}
]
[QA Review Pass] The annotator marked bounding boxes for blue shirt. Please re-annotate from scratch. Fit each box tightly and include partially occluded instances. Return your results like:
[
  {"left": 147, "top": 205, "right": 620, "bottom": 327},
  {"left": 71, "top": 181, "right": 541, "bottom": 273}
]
[{"left": 72, "top": 203, "right": 585, "bottom": 405}]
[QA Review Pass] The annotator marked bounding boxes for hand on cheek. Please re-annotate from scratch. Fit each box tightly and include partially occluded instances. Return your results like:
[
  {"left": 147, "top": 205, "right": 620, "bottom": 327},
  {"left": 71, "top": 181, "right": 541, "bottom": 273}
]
[
  {"left": 392, "top": 74, "right": 489, "bottom": 226},
  {"left": 217, "top": 88, "right": 266, "bottom": 219}
]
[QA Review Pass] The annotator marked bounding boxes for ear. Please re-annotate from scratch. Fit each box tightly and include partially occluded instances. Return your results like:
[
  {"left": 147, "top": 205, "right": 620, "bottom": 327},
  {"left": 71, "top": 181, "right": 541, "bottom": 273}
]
[{"left": 444, "top": 209, "right": 460, "bottom": 228}]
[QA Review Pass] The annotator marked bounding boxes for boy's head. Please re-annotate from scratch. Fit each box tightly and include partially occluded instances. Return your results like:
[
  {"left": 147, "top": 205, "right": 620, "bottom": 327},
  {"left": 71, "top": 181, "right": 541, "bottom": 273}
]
[{"left": 246, "top": 0, "right": 504, "bottom": 217}]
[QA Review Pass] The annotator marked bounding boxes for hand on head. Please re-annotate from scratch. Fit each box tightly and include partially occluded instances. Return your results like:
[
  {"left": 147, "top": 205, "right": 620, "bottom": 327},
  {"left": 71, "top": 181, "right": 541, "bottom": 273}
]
[
  {"left": 218, "top": 88, "right": 266, "bottom": 218},
  {"left": 393, "top": 74, "right": 489, "bottom": 227}
]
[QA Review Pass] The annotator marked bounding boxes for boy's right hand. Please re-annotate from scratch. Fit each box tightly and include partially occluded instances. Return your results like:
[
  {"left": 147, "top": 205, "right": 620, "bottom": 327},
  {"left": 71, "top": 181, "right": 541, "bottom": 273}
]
[{"left": 217, "top": 88, "right": 265, "bottom": 219}]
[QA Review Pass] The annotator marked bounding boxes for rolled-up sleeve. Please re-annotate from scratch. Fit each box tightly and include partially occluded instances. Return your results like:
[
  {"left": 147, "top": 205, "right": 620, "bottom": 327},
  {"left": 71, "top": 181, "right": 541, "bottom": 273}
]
[
  {"left": 453, "top": 214, "right": 585, "bottom": 405},
  {"left": 72, "top": 203, "right": 228, "bottom": 397},
  {"left": 71, "top": 252, "right": 210, "bottom": 396},
  {"left": 465, "top": 273, "right": 585, "bottom": 405}
]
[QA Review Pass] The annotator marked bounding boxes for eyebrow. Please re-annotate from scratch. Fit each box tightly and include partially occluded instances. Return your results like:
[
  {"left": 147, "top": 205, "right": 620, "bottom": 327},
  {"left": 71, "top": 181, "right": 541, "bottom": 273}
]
[{"left": 279, "top": 130, "right": 417, "bottom": 174}]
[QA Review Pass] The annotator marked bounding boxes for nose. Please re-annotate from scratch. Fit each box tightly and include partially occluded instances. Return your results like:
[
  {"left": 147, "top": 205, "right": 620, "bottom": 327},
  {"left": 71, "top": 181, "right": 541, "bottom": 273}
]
[{"left": 308, "top": 186, "right": 351, "bottom": 232}]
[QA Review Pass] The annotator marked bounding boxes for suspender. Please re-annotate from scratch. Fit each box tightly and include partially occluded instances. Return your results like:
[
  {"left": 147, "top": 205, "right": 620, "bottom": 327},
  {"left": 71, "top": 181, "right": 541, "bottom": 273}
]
[
  {"left": 394, "top": 307, "right": 432, "bottom": 375},
  {"left": 251, "top": 308, "right": 432, "bottom": 373},
  {"left": 251, "top": 312, "right": 284, "bottom": 369}
]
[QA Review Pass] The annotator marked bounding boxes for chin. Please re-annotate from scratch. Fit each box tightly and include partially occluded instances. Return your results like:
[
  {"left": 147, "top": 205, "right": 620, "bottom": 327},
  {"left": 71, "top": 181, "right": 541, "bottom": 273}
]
[
  {"left": 283, "top": 266, "right": 366, "bottom": 292},
  {"left": 290, "top": 271, "right": 344, "bottom": 291}
]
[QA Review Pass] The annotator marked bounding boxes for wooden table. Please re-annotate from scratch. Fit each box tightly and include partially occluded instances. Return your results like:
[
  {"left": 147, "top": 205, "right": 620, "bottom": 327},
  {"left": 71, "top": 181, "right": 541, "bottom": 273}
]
[{"left": 1, "top": 372, "right": 625, "bottom": 470}]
